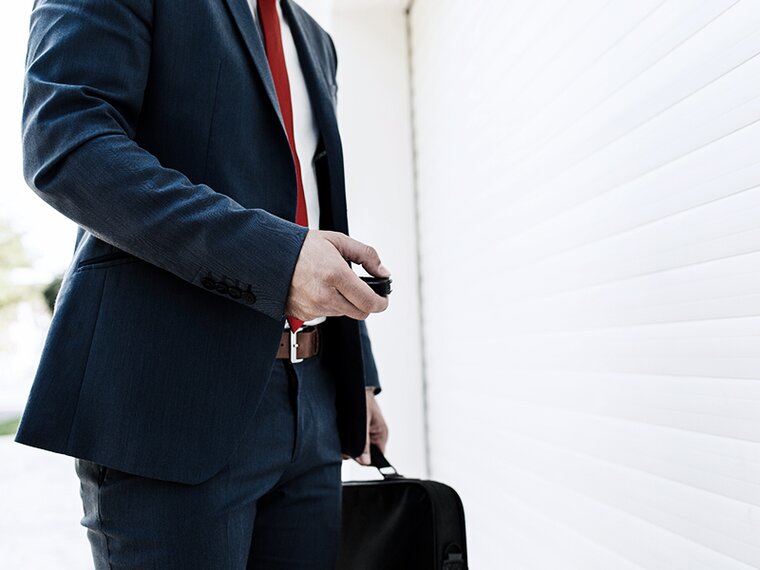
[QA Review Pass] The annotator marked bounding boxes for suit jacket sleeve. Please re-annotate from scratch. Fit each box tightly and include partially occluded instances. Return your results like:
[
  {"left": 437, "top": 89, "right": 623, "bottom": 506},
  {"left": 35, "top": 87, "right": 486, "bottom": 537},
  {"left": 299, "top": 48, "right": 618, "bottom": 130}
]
[{"left": 22, "top": 0, "right": 307, "bottom": 321}]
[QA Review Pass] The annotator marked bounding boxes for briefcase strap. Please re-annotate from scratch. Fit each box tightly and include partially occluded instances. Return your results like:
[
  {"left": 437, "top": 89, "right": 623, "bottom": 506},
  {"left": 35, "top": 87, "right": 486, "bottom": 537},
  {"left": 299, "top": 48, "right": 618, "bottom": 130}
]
[{"left": 369, "top": 444, "right": 404, "bottom": 479}]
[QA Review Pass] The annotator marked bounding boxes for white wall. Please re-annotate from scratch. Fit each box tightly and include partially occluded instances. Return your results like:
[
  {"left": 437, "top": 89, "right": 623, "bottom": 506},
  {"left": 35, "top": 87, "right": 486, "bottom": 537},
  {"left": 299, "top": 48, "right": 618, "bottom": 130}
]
[
  {"left": 332, "top": 3, "right": 426, "bottom": 480},
  {"left": 409, "top": 0, "right": 760, "bottom": 568},
  {"left": 292, "top": 0, "right": 333, "bottom": 28}
]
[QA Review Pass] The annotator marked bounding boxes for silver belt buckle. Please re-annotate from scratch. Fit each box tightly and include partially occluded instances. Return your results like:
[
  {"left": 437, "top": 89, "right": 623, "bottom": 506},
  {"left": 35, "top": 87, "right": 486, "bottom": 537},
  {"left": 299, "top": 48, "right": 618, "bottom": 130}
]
[{"left": 289, "top": 327, "right": 303, "bottom": 364}]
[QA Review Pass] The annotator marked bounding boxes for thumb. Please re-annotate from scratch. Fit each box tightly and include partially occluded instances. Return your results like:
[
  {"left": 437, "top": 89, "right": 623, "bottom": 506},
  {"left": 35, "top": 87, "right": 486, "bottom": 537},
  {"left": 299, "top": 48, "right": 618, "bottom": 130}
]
[{"left": 327, "top": 233, "right": 391, "bottom": 278}]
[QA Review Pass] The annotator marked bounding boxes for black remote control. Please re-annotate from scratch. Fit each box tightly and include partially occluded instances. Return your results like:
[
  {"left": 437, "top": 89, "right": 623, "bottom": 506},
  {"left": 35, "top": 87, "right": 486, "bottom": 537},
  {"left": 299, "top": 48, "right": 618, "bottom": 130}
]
[{"left": 360, "top": 276, "right": 392, "bottom": 297}]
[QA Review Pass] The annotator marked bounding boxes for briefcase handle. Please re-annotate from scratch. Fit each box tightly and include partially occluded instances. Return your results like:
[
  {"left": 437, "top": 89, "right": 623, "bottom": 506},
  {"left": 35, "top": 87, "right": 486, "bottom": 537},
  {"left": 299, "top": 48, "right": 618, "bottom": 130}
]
[{"left": 369, "top": 443, "right": 404, "bottom": 479}]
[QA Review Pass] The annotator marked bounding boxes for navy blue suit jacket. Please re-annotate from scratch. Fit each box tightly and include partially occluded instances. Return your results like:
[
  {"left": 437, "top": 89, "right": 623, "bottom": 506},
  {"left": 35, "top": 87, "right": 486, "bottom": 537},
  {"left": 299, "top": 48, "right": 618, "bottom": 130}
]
[{"left": 15, "top": 0, "right": 381, "bottom": 484}]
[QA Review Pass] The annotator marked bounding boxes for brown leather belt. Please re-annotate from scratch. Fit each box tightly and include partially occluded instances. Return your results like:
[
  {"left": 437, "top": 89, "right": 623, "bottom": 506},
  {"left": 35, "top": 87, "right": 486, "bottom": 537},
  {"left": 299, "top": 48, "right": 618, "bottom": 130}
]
[{"left": 276, "top": 324, "right": 321, "bottom": 363}]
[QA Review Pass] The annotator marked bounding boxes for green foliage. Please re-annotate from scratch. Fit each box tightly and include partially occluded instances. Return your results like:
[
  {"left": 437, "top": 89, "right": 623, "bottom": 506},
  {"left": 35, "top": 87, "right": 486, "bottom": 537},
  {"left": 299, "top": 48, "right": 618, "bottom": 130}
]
[
  {"left": 0, "top": 221, "right": 33, "bottom": 312},
  {"left": 43, "top": 275, "right": 63, "bottom": 313},
  {"left": 0, "top": 416, "right": 20, "bottom": 436}
]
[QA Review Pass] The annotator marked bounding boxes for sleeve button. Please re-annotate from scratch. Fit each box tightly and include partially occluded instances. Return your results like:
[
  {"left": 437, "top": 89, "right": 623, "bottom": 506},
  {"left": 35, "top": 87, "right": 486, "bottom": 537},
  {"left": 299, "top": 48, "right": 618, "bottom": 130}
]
[
  {"left": 241, "top": 291, "right": 256, "bottom": 305},
  {"left": 201, "top": 277, "right": 215, "bottom": 290},
  {"left": 228, "top": 287, "right": 242, "bottom": 299},
  {"left": 215, "top": 283, "right": 229, "bottom": 295}
]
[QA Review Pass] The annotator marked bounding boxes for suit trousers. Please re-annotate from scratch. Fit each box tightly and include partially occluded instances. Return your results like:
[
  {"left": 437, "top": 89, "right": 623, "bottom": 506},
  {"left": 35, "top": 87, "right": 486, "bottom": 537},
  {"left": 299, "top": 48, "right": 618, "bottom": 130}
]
[{"left": 74, "top": 346, "right": 344, "bottom": 569}]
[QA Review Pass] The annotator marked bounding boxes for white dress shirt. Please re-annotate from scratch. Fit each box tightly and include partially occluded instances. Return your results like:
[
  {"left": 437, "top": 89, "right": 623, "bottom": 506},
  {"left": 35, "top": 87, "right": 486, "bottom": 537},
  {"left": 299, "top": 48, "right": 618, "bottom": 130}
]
[{"left": 247, "top": 0, "right": 325, "bottom": 329}]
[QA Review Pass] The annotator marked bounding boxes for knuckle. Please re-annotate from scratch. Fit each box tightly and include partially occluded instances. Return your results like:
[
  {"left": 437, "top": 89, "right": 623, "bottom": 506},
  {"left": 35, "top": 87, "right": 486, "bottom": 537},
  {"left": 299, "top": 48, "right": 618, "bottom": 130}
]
[{"left": 325, "top": 268, "right": 341, "bottom": 285}]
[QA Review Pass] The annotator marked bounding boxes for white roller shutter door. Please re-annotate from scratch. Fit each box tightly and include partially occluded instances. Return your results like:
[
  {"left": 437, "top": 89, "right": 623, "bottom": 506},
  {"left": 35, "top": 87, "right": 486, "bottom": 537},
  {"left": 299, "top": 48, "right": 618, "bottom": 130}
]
[{"left": 409, "top": 0, "right": 760, "bottom": 568}]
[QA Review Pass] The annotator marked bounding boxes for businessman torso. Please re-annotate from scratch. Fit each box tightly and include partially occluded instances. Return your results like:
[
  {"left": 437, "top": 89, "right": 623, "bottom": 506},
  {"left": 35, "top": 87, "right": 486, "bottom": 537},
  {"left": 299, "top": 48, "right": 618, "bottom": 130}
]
[{"left": 16, "top": 0, "right": 375, "bottom": 484}]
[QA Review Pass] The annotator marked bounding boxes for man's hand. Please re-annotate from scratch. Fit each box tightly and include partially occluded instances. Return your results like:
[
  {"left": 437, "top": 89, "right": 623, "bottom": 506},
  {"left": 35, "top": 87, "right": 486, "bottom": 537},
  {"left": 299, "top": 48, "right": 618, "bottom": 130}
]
[
  {"left": 342, "top": 388, "right": 389, "bottom": 465},
  {"left": 285, "top": 230, "right": 390, "bottom": 321}
]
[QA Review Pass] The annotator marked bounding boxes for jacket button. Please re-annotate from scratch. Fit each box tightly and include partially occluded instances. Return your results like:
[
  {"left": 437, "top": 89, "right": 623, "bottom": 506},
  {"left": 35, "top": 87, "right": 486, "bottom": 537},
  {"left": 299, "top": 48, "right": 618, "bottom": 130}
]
[
  {"left": 215, "top": 282, "right": 229, "bottom": 295},
  {"left": 241, "top": 291, "right": 256, "bottom": 305},
  {"left": 228, "top": 287, "right": 242, "bottom": 299},
  {"left": 201, "top": 277, "right": 215, "bottom": 290}
]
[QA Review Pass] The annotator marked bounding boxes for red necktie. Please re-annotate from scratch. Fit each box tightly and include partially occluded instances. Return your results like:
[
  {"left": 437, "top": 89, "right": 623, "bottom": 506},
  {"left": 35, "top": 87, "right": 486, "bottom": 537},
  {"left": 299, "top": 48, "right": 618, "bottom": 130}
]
[{"left": 258, "top": 0, "right": 309, "bottom": 332}]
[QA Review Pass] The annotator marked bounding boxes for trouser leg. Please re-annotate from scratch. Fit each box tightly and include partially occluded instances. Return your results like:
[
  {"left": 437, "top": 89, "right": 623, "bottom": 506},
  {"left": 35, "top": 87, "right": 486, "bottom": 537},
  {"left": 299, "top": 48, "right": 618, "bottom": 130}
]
[
  {"left": 74, "top": 348, "right": 343, "bottom": 570},
  {"left": 247, "top": 350, "right": 343, "bottom": 569}
]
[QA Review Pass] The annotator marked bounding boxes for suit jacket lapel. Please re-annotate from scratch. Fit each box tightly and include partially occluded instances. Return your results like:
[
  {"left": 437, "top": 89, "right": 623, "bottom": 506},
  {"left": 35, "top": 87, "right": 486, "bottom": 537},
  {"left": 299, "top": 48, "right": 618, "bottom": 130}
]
[
  {"left": 222, "top": 0, "right": 285, "bottom": 133},
  {"left": 223, "top": 0, "right": 348, "bottom": 233},
  {"left": 279, "top": 0, "right": 338, "bottom": 137},
  {"left": 280, "top": 0, "right": 348, "bottom": 234}
]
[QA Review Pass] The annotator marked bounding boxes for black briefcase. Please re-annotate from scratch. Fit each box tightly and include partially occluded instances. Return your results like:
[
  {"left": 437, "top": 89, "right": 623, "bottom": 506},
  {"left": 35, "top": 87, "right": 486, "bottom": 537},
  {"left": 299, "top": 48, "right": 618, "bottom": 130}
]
[{"left": 338, "top": 444, "right": 468, "bottom": 570}]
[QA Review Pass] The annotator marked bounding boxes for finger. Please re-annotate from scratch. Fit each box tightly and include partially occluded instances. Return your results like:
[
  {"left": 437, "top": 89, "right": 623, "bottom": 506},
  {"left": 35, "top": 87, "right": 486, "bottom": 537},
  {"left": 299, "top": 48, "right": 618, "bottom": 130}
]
[
  {"left": 369, "top": 421, "right": 388, "bottom": 455},
  {"left": 333, "top": 268, "right": 388, "bottom": 316},
  {"left": 368, "top": 433, "right": 385, "bottom": 456},
  {"left": 358, "top": 397, "right": 372, "bottom": 465},
  {"left": 327, "top": 233, "right": 391, "bottom": 278},
  {"left": 359, "top": 439, "right": 370, "bottom": 465},
  {"left": 323, "top": 288, "right": 370, "bottom": 320}
]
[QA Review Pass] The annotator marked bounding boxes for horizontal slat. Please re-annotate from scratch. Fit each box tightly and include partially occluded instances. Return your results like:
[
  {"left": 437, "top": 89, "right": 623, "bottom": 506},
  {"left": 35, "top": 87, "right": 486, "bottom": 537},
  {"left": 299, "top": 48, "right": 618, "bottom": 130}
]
[{"left": 410, "top": 0, "right": 760, "bottom": 567}]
